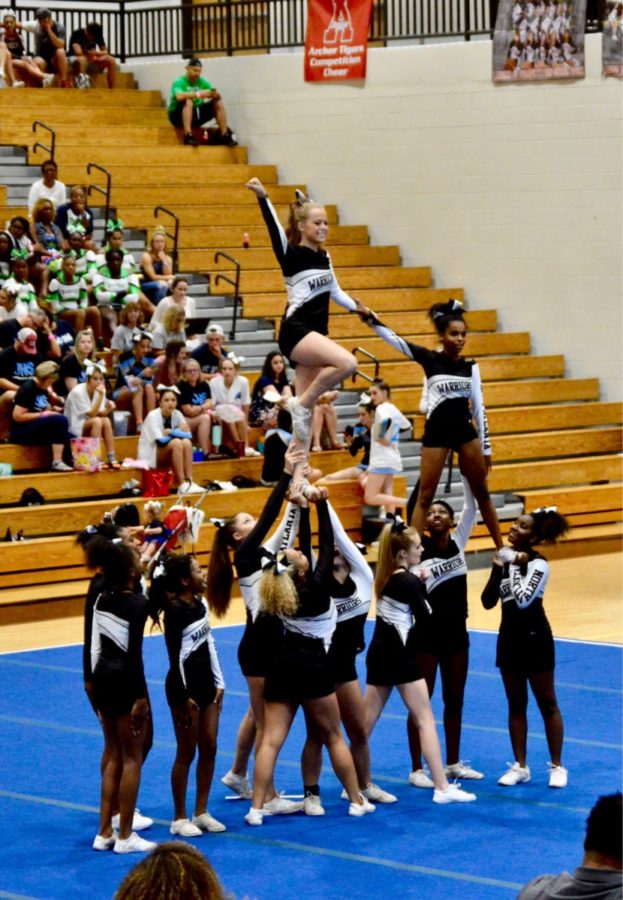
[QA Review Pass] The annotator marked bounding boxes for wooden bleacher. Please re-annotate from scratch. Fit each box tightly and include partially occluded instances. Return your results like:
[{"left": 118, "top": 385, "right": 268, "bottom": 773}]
[{"left": 0, "top": 80, "right": 620, "bottom": 629}]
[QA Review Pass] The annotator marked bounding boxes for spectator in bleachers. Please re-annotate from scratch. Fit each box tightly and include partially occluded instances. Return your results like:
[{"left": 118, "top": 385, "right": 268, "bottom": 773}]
[
  {"left": 69, "top": 21, "right": 117, "bottom": 89},
  {"left": 0, "top": 307, "right": 61, "bottom": 357},
  {"left": 0, "top": 230, "right": 12, "bottom": 286},
  {"left": 153, "top": 339, "right": 188, "bottom": 387},
  {"left": 65, "top": 360, "right": 119, "bottom": 468},
  {"left": 114, "top": 331, "right": 156, "bottom": 433},
  {"left": 55, "top": 186, "right": 96, "bottom": 250},
  {"left": 0, "top": 326, "right": 43, "bottom": 438},
  {"left": 210, "top": 355, "right": 260, "bottom": 457},
  {"left": 191, "top": 322, "right": 228, "bottom": 379},
  {"left": 151, "top": 307, "right": 186, "bottom": 353},
  {"left": 139, "top": 228, "right": 173, "bottom": 307},
  {"left": 0, "top": 285, "right": 28, "bottom": 322},
  {"left": 59, "top": 327, "right": 95, "bottom": 394},
  {"left": 148, "top": 276, "right": 194, "bottom": 331},
  {"left": 96, "top": 222, "right": 138, "bottom": 273},
  {"left": 114, "top": 842, "right": 227, "bottom": 900},
  {"left": 176, "top": 358, "right": 214, "bottom": 458},
  {"left": 6, "top": 216, "right": 34, "bottom": 255},
  {"left": 18, "top": 8, "right": 70, "bottom": 88},
  {"left": 249, "top": 350, "right": 291, "bottom": 427},
  {"left": 3, "top": 250, "right": 37, "bottom": 309},
  {"left": 167, "top": 58, "right": 237, "bottom": 147},
  {"left": 311, "top": 392, "right": 346, "bottom": 452},
  {"left": 27, "top": 159, "right": 67, "bottom": 217},
  {"left": 30, "top": 199, "right": 64, "bottom": 265},
  {"left": 1, "top": 12, "right": 51, "bottom": 87},
  {"left": 11, "top": 359, "right": 73, "bottom": 471},
  {"left": 47, "top": 253, "right": 101, "bottom": 339},
  {"left": 111, "top": 302, "right": 143, "bottom": 360},
  {"left": 93, "top": 247, "right": 143, "bottom": 341},
  {"left": 138, "top": 386, "right": 202, "bottom": 494},
  {"left": 48, "top": 223, "right": 98, "bottom": 289},
  {"left": 318, "top": 393, "right": 373, "bottom": 485}
]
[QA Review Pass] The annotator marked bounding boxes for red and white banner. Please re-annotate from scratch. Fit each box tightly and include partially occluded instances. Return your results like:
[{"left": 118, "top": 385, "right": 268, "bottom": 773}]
[{"left": 304, "top": 0, "right": 373, "bottom": 83}]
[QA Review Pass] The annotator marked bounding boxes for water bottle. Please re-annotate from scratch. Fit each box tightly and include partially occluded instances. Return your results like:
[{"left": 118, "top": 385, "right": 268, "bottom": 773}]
[
  {"left": 242, "top": 231, "right": 250, "bottom": 249},
  {"left": 211, "top": 422, "right": 222, "bottom": 450}
]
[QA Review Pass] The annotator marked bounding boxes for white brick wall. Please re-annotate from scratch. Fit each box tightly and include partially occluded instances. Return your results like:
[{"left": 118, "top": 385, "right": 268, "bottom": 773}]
[{"left": 134, "top": 34, "right": 622, "bottom": 400}]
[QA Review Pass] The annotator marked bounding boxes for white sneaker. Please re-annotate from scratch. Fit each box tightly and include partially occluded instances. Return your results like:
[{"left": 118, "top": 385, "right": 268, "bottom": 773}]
[
  {"left": 114, "top": 832, "right": 157, "bottom": 853},
  {"left": 244, "top": 446, "right": 261, "bottom": 457},
  {"left": 192, "top": 812, "right": 226, "bottom": 832},
  {"left": 111, "top": 809, "right": 153, "bottom": 832},
  {"left": 178, "top": 480, "right": 204, "bottom": 495},
  {"left": 245, "top": 807, "right": 263, "bottom": 826},
  {"left": 408, "top": 768, "right": 434, "bottom": 788},
  {"left": 263, "top": 795, "right": 304, "bottom": 815},
  {"left": 51, "top": 460, "right": 73, "bottom": 472},
  {"left": 548, "top": 764, "right": 568, "bottom": 788},
  {"left": 362, "top": 782, "right": 398, "bottom": 804},
  {"left": 432, "top": 783, "right": 477, "bottom": 804},
  {"left": 170, "top": 818, "right": 202, "bottom": 837},
  {"left": 221, "top": 770, "right": 252, "bottom": 799},
  {"left": 92, "top": 832, "right": 116, "bottom": 851},
  {"left": 348, "top": 795, "right": 376, "bottom": 817},
  {"left": 498, "top": 762, "right": 531, "bottom": 786},
  {"left": 12, "top": 80, "right": 25, "bottom": 88},
  {"left": 287, "top": 396, "right": 312, "bottom": 442},
  {"left": 445, "top": 761, "right": 484, "bottom": 780},
  {"left": 304, "top": 794, "right": 325, "bottom": 816},
  {"left": 42, "top": 73, "right": 55, "bottom": 87}
]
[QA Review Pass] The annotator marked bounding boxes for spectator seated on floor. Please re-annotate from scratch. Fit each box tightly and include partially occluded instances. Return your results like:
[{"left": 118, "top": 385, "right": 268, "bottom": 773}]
[
  {"left": 18, "top": 7, "right": 70, "bottom": 87},
  {"left": 1, "top": 12, "right": 50, "bottom": 86},
  {"left": 0, "top": 285, "right": 28, "bottom": 322},
  {"left": 151, "top": 306, "right": 186, "bottom": 353},
  {"left": 167, "top": 57, "right": 237, "bottom": 147},
  {"left": 65, "top": 360, "right": 119, "bottom": 468},
  {"left": 11, "top": 359, "right": 73, "bottom": 471},
  {"left": 27, "top": 159, "right": 67, "bottom": 218},
  {"left": 139, "top": 228, "right": 173, "bottom": 306},
  {"left": 148, "top": 275, "right": 194, "bottom": 331},
  {"left": 191, "top": 322, "right": 229, "bottom": 380},
  {"left": 69, "top": 20, "right": 116, "bottom": 89},
  {"left": 209, "top": 354, "right": 260, "bottom": 457},
  {"left": 95, "top": 221, "right": 137, "bottom": 273},
  {"left": 46, "top": 252, "right": 101, "bottom": 339},
  {"left": 153, "top": 338, "right": 188, "bottom": 387},
  {"left": 518, "top": 792, "right": 622, "bottom": 900},
  {"left": 55, "top": 186, "right": 96, "bottom": 250},
  {"left": 110, "top": 302, "right": 143, "bottom": 361},
  {"left": 249, "top": 350, "right": 291, "bottom": 427},
  {"left": 92, "top": 247, "right": 143, "bottom": 340},
  {"left": 113, "top": 330, "right": 156, "bottom": 433},
  {"left": 0, "top": 326, "right": 43, "bottom": 438},
  {"left": 3, "top": 250, "right": 37, "bottom": 310},
  {"left": 58, "top": 327, "right": 96, "bottom": 395}
]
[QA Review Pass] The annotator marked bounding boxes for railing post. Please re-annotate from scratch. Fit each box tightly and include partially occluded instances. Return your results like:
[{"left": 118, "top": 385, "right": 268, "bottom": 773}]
[
  {"left": 225, "top": 0, "right": 233, "bottom": 56},
  {"left": 464, "top": 0, "right": 472, "bottom": 41},
  {"left": 119, "top": 0, "right": 126, "bottom": 63}
]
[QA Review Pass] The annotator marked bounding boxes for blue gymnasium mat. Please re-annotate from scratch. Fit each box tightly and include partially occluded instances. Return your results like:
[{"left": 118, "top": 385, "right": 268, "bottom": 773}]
[{"left": 0, "top": 625, "right": 620, "bottom": 900}]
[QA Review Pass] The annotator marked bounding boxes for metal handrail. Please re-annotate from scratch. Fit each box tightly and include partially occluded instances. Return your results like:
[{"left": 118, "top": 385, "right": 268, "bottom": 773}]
[
  {"left": 214, "top": 251, "right": 241, "bottom": 341},
  {"left": 155, "top": 206, "right": 180, "bottom": 273},
  {"left": 351, "top": 347, "right": 380, "bottom": 381},
  {"left": 32, "top": 121, "right": 55, "bottom": 160},
  {"left": 87, "top": 163, "right": 112, "bottom": 242}
]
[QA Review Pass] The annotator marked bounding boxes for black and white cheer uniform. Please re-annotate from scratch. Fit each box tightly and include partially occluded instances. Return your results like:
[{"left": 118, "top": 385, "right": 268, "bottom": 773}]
[
  {"left": 366, "top": 570, "right": 432, "bottom": 687},
  {"left": 368, "top": 319, "right": 491, "bottom": 454},
  {"left": 481, "top": 551, "right": 554, "bottom": 673},
  {"left": 325, "top": 503, "right": 372, "bottom": 685},
  {"left": 234, "top": 472, "right": 296, "bottom": 678},
  {"left": 414, "top": 481, "right": 477, "bottom": 656},
  {"left": 164, "top": 595, "right": 225, "bottom": 710},
  {"left": 90, "top": 588, "right": 149, "bottom": 719},
  {"left": 256, "top": 195, "right": 357, "bottom": 362},
  {"left": 264, "top": 501, "right": 338, "bottom": 704}
]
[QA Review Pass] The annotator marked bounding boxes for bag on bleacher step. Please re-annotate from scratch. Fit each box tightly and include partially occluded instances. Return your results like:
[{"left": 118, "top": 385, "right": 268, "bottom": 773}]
[
  {"left": 141, "top": 467, "right": 174, "bottom": 498},
  {"left": 70, "top": 437, "right": 103, "bottom": 473}
]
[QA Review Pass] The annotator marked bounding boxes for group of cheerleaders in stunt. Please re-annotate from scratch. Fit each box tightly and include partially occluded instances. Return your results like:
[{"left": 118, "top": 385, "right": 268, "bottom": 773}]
[{"left": 81, "top": 181, "right": 569, "bottom": 853}]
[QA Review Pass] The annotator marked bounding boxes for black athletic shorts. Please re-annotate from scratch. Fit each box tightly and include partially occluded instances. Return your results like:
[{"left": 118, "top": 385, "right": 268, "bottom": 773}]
[
  {"left": 366, "top": 618, "right": 423, "bottom": 687},
  {"left": 237, "top": 611, "right": 284, "bottom": 679},
  {"left": 496, "top": 623, "right": 555, "bottom": 674},
  {"left": 264, "top": 632, "right": 334, "bottom": 703},
  {"left": 168, "top": 99, "right": 215, "bottom": 129}
]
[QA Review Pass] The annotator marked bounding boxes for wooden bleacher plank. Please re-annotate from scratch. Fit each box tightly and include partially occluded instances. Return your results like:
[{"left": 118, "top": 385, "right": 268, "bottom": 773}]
[
  {"left": 59, "top": 165, "right": 279, "bottom": 187},
  {"left": 352, "top": 355, "right": 564, "bottom": 385},
  {"left": 517, "top": 483, "right": 623, "bottom": 515},
  {"left": 489, "top": 455, "right": 623, "bottom": 492},
  {"left": 113, "top": 184, "right": 308, "bottom": 207},
  {"left": 10, "top": 125, "right": 183, "bottom": 145},
  {"left": 343, "top": 331, "right": 531, "bottom": 362},
  {"left": 9, "top": 108, "right": 169, "bottom": 127},
  {"left": 491, "top": 427, "right": 622, "bottom": 463},
  {"left": 231, "top": 266, "right": 432, "bottom": 295},
  {"left": 5, "top": 89, "right": 163, "bottom": 108},
  {"left": 329, "top": 309, "right": 494, "bottom": 338},
  {"left": 245, "top": 287, "right": 464, "bottom": 318},
  {"left": 179, "top": 224, "right": 369, "bottom": 248},
  {"left": 118, "top": 203, "right": 336, "bottom": 227},
  {"left": 183, "top": 245, "right": 400, "bottom": 270}
]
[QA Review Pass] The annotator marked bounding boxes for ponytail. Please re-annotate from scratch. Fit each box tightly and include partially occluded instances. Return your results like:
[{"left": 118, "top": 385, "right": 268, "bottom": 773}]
[
  {"left": 206, "top": 519, "right": 239, "bottom": 618},
  {"left": 285, "top": 190, "right": 320, "bottom": 246},
  {"left": 529, "top": 507, "right": 569, "bottom": 545},
  {"left": 373, "top": 522, "right": 420, "bottom": 598},
  {"left": 428, "top": 299, "right": 465, "bottom": 337}
]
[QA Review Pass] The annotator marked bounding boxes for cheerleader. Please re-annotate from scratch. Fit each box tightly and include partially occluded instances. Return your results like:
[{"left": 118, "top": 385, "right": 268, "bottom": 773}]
[
  {"left": 363, "top": 378, "right": 411, "bottom": 513},
  {"left": 365, "top": 518, "right": 477, "bottom": 804},
  {"left": 246, "top": 491, "right": 375, "bottom": 824},
  {"left": 481, "top": 507, "right": 569, "bottom": 788},
  {"left": 407, "top": 480, "right": 484, "bottom": 788},
  {"left": 359, "top": 299, "right": 503, "bottom": 549},
  {"left": 88, "top": 539, "right": 156, "bottom": 853},
  {"left": 206, "top": 448, "right": 306, "bottom": 815},
  {"left": 246, "top": 177, "right": 367, "bottom": 496},
  {"left": 300, "top": 502, "right": 397, "bottom": 815},
  {"left": 149, "top": 555, "right": 226, "bottom": 836}
]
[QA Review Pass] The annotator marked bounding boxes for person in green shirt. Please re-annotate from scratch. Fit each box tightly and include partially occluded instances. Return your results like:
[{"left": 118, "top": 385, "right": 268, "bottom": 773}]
[
  {"left": 46, "top": 253, "right": 101, "bottom": 338},
  {"left": 167, "top": 58, "right": 237, "bottom": 147}
]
